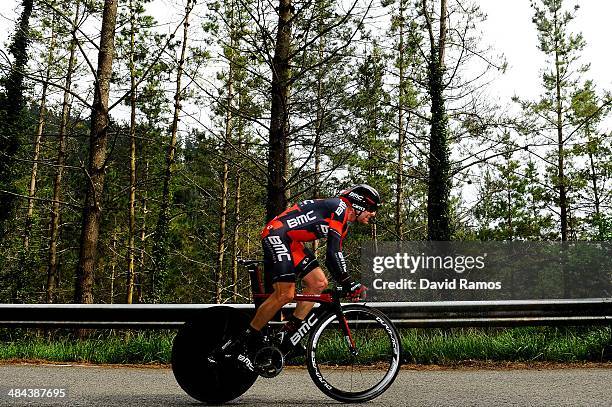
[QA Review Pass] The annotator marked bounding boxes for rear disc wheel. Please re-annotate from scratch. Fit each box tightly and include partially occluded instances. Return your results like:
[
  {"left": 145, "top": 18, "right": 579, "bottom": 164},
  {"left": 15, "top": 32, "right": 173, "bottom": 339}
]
[{"left": 171, "top": 306, "right": 258, "bottom": 404}]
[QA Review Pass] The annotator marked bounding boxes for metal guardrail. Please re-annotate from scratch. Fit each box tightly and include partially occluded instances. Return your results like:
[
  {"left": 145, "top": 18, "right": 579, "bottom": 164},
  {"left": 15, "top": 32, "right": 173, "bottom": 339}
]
[{"left": 0, "top": 299, "right": 610, "bottom": 328}]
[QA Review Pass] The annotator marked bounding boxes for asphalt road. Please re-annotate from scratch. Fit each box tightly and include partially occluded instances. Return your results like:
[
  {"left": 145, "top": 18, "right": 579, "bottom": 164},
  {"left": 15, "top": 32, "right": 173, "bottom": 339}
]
[{"left": 0, "top": 363, "right": 611, "bottom": 406}]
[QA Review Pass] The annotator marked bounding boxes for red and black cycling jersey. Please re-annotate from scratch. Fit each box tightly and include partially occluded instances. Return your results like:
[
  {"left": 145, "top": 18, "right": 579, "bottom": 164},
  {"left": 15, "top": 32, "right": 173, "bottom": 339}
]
[{"left": 261, "top": 198, "right": 350, "bottom": 282}]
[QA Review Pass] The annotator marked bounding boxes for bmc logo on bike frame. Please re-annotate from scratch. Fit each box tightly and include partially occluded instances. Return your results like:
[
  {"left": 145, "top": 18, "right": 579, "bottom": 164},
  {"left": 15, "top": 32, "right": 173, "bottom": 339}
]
[
  {"left": 290, "top": 313, "right": 318, "bottom": 345},
  {"left": 287, "top": 210, "right": 316, "bottom": 228}
]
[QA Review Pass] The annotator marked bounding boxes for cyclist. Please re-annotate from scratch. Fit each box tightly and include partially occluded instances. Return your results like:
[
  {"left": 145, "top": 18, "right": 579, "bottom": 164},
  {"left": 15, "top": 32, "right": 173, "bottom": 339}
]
[{"left": 221, "top": 184, "right": 380, "bottom": 372}]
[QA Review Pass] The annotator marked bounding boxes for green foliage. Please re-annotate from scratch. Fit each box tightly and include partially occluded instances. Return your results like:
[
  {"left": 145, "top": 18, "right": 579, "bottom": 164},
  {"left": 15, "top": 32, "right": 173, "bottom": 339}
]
[
  {"left": 0, "top": 0, "right": 34, "bottom": 238},
  {"left": 474, "top": 151, "right": 554, "bottom": 241},
  {"left": 0, "top": 0, "right": 610, "bottom": 306}
]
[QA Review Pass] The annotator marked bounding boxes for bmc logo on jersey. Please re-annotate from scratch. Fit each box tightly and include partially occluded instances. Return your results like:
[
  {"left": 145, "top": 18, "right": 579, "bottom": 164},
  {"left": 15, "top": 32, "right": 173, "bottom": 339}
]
[
  {"left": 267, "top": 236, "right": 291, "bottom": 261},
  {"left": 337, "top": 252, "right": 347, "bottom": 273},
  {"left": 287, "top": 210, "right": 316, "bottom": 228},
  {"left": 318, "top": 224, "right": 329, "bottom": 235},
  {"left": 335, "top": 200, "right": 347, "bottom": 216}
]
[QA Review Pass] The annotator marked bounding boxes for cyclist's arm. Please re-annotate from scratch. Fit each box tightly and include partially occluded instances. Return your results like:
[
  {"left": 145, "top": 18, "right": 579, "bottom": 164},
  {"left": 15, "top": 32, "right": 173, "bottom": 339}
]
[{"left": 325, "top": 202, "right": 350, "bottom": 283}]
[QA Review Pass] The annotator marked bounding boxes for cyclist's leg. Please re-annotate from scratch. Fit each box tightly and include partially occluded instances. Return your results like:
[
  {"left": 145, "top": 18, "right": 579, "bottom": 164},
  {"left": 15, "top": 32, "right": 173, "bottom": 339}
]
[
  {"left": 250, "top": 233, "right": 298, "bottom": 330},
  {"left": 294, "top": 267, "right": 328, "bottom": 319},
  {"left": 250, "top": 281, "right": 295, "bottom": 330},
  {"left": 216, "top": 234, "right": 297, "bottom": 371},
  {"left": 276, "top": 245, "right": 327, "bottom": 356},
  {"left": 292, "top": 244, "right": 327, "bottom": 320},
  {"left": 278, "top": 267, "right": 327, "bottom": 357}
]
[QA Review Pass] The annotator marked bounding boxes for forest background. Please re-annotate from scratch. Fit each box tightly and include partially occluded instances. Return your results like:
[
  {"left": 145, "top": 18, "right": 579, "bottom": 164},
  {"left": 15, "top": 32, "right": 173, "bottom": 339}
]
[{"left": 0, "top": 0, "right": 610, "bottom": 307}]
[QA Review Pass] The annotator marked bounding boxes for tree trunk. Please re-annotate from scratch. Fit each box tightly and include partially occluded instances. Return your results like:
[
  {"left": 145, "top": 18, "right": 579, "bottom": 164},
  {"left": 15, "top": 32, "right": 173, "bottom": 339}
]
[
  {"left": 24, "top": 100, "right": 43, "bottom": 252},
  {"left": 25, "top": 13, "right": 57, "bottom": 251},
  {"left": 395, "top": 0, "right": 406, "bottom": 240},
  {"left": 152, "top": 0, "right": 193, "bottom": 302},
  {"left": 266, "top": 0, "right": 293, "bottom": 221},
  {"left": 137, "top": 158, "right": 149, "bottom": 303},
  {"left": 75, "top": 0, "right": 119, "bottom": 305},
  {"left": 587, "top": 132, "right": 600, "bottom": 217},
  {"left": 231, "top": 118, "right": 242, "bottom": 303},
  {"left": 553, "top": 8, "right": 568, "bottom": 241},
  {"left": 126, "top": 0, "right": 137, "bottom": 304},
  {"left": 216, "top": 2, "right": 238, "bottom": 303},
  {"left": 216, "top": 68, "right": 233, "bottom": 304},
  {"left": 110, "top": 217, "right": 118, "bottom": 304},
  {"left": 48, "top": 0, "right": 80, "bottom": 303},
  {"left": 424, "top": 0, "right": 451, "bottom": 241},
  {"left": 312, "top": 34, "right": 325, "bottom": 253}
]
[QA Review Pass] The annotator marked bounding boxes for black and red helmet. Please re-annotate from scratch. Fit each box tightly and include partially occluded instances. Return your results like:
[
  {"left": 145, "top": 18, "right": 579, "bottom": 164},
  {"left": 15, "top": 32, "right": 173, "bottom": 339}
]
[{"left": 339, "top": 184, "right": 381, "bottom": 212}]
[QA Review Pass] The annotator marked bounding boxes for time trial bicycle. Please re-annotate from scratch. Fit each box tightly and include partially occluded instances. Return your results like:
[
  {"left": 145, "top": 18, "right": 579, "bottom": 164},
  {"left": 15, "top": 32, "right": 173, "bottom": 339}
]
[{"left": 171, "top": 259, "right": 401, "bottom": 403}]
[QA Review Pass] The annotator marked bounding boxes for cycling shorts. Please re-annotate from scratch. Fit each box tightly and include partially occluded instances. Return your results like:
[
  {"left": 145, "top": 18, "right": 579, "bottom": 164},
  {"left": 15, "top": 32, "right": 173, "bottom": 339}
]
[{"left": 262, "top": 234, "right": 320, "bottom": 284}]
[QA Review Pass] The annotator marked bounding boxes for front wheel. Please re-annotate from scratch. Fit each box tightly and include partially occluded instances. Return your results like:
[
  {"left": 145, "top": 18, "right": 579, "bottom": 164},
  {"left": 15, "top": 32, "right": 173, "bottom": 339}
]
[{"left": 306, "top": 305, "right": 401, "bottom": 403}]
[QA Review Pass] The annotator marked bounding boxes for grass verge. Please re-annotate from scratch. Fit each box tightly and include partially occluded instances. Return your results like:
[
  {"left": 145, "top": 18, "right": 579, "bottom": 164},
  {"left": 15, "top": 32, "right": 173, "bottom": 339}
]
[
  {"left": 400, "top": 326, "right": 611, "bottom": 364},
  {"left": 0, "top": 330, "right": 173, "bottom": 364},
  {"left": 0, "top": 326, "right": 609, "bottom": 365}
]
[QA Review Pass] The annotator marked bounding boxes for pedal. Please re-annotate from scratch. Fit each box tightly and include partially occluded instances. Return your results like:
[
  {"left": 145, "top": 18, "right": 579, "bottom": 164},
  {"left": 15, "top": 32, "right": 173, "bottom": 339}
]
[{"left": 206, "top": 337, "right": 255, "bottom": 372}]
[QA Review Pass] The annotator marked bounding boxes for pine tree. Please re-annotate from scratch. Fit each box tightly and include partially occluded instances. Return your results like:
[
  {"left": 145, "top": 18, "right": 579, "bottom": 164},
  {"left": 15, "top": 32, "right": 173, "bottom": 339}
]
[
  {"left": 569, "top": 81, "right": 612, "bottom": 239},
  {"left": 152, "top": 0, "right": 196, "bottom": 302},
  {"left": 347, "top": 43, "right": 394, "bottom": 242},
  {"left": 113, "top": 0, "right": 159, "bottom": 303},
  {"left": 385, "top": 0, "right": 422, "bottom": 239},
  {"left": 0, "top": 0, "right": 34, "bottom": 241},
  {"left": 47, "top": 0, "right": 87, "bottom": 303},
  {"left": 528, "top": 0, "right": 589, "bottom": 241},
  {"left": 75, "top": 0, "right": 119, "bottom": 304}
]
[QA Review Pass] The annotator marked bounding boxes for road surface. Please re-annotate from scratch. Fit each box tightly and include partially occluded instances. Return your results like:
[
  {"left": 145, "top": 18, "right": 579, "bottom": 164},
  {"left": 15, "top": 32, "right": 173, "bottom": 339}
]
[{"left": 0, "top": 363, "right": 610, "bottom": 406}]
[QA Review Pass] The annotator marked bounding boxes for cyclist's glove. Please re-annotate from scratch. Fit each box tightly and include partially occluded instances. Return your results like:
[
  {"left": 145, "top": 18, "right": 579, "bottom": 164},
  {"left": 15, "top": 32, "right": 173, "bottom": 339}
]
[{"left": 341, "top": 280, "right": 367, "bottom": 302}]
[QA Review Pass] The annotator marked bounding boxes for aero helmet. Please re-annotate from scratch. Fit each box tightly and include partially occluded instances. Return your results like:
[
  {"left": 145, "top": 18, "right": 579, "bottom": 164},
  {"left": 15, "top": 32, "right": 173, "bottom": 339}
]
[{"left": 339, "top": 184, "right": 381, "bottom": 212}]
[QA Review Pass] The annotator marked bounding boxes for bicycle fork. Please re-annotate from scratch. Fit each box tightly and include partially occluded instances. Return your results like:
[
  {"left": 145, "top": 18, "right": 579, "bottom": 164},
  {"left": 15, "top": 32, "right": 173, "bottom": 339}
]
[{"left": 334, "top": 305, "right": 359, "bottom": 357}]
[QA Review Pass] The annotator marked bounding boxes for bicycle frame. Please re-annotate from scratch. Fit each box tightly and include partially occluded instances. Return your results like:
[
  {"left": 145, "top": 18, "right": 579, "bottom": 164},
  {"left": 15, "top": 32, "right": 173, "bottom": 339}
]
[{"left": 242, "top": 259, "right": 357, "bottom": 352}]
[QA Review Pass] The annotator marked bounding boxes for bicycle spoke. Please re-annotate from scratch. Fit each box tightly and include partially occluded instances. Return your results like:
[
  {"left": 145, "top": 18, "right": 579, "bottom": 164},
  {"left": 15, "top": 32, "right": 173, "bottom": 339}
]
[{"left": 307, "top": 306, "right": 401, "bottom": 402}]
